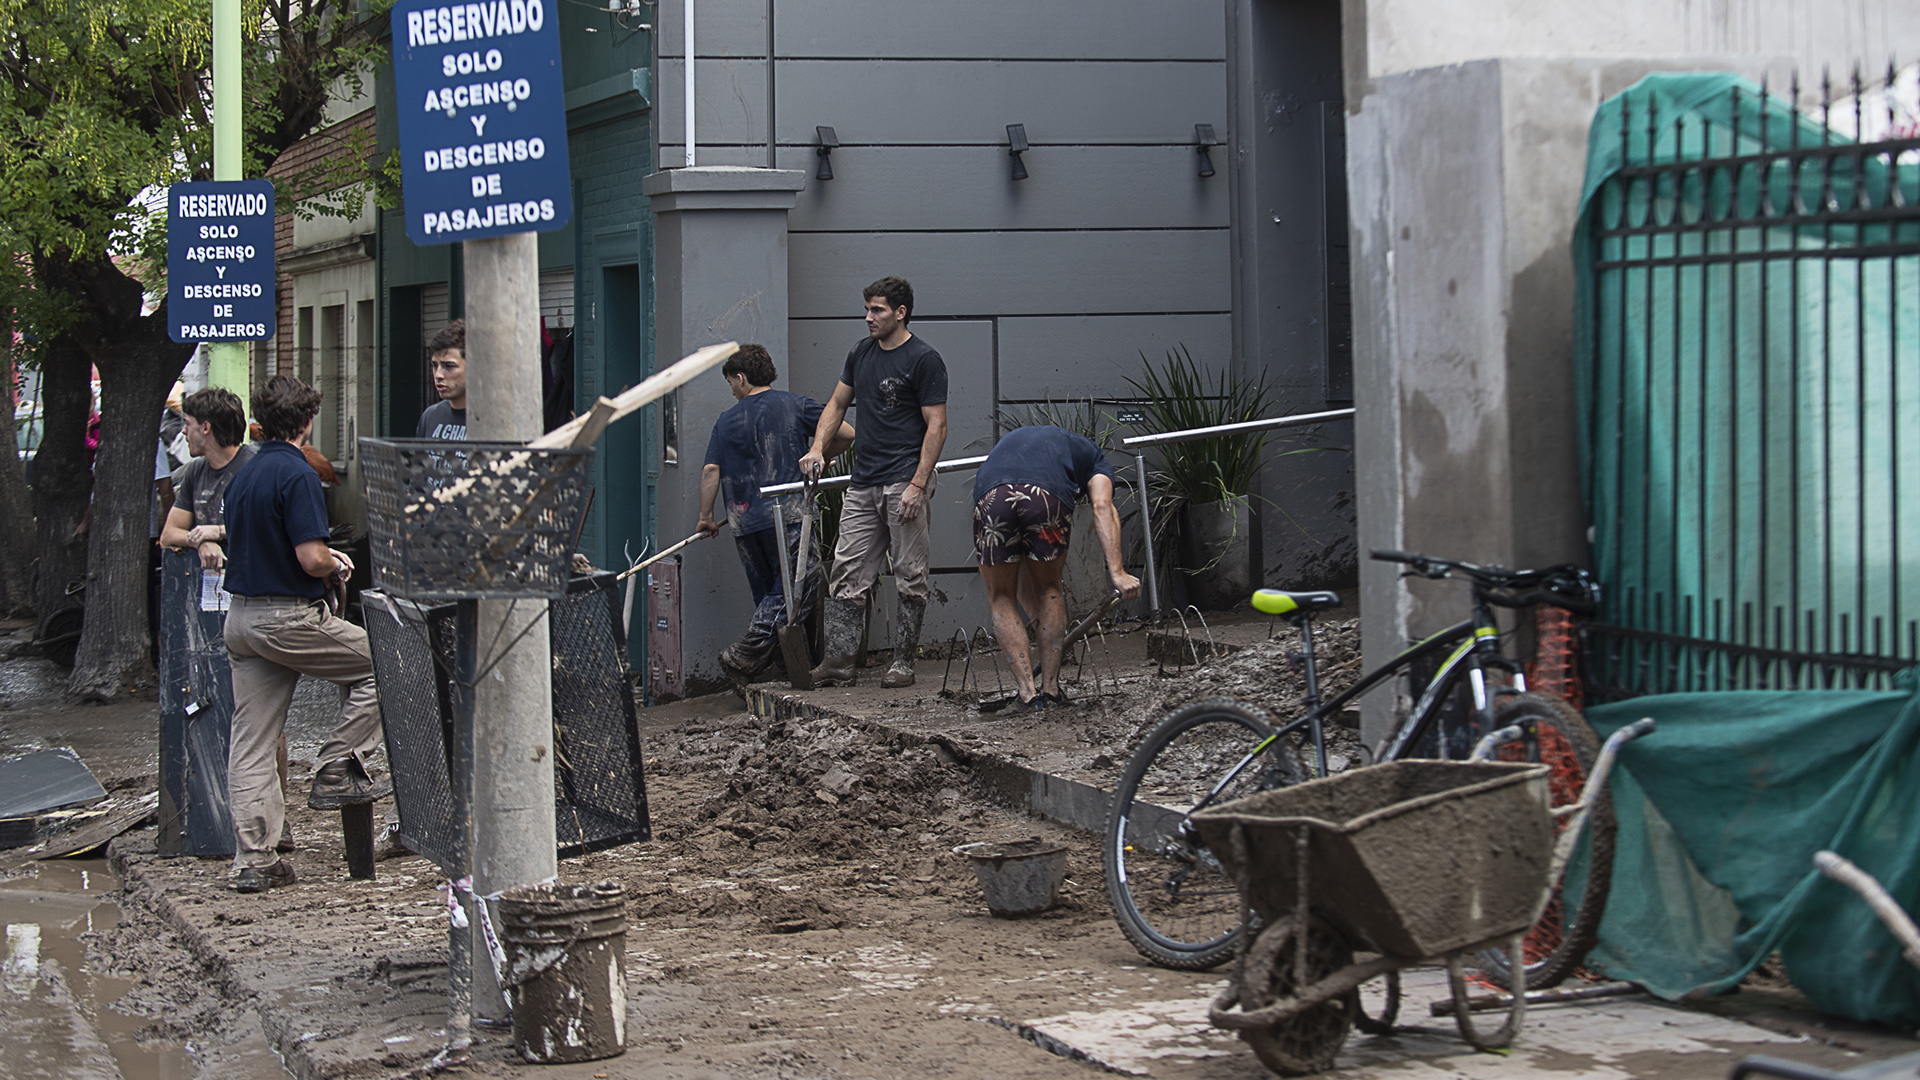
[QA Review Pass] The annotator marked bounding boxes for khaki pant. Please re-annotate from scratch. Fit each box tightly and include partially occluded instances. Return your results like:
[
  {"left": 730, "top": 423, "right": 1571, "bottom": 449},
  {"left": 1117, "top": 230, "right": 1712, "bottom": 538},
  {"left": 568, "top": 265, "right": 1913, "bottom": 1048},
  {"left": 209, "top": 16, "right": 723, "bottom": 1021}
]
[
  {"left": 224, "top": 596, "right": 383, "bottom": 869},
  {"left": 827, "top": 480, "right": 934, "bottom": 604}
]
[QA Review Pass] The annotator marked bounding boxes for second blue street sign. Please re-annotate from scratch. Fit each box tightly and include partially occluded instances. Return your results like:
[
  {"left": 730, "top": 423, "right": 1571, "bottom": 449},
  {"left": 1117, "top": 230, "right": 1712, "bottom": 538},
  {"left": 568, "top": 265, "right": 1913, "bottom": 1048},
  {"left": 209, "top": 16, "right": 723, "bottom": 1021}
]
[{"left": 391, "top": 0, "right": 572, "bottom": 245}]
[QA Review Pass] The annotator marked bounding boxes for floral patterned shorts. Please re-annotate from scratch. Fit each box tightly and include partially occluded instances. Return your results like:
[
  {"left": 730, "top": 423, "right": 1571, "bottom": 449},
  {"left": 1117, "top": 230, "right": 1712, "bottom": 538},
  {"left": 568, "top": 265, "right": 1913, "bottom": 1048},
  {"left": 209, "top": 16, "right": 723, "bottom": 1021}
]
[{"left": 973, "top": 483, "right": 1072, "bottom": 565}]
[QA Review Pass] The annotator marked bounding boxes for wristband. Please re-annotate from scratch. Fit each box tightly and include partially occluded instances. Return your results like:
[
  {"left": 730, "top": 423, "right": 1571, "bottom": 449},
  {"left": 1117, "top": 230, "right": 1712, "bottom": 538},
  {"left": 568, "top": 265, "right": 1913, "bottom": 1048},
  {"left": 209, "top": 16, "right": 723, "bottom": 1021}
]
[{"left": 908, "top": 479, "right": 926, "bottom": 492}]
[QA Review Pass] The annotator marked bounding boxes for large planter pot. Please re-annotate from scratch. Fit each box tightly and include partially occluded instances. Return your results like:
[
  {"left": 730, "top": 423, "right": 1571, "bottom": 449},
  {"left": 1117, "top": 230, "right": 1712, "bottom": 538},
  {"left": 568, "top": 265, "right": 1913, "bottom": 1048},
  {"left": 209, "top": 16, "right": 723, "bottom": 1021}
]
[{"left": 1180, "top": 496, "right": 1252, "bottom": 611}]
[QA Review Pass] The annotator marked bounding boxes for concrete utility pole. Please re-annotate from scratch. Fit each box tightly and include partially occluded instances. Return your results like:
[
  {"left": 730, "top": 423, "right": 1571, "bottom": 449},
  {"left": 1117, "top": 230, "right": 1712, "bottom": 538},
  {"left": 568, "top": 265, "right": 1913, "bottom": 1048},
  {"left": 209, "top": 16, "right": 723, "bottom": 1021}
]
[
  {"left": 462, "top": 231, "right": 558, "bottom": 1024},
  {"left": 207, "top": 0, "right": 249, "bottom": 396}
]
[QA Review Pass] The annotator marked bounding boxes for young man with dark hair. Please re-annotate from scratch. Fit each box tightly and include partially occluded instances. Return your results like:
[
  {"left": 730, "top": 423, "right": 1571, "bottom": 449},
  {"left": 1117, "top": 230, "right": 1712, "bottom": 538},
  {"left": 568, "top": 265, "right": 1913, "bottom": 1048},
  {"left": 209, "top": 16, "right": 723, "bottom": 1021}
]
[
  {"left": 417, "top": 318, "right": 467, "bottom": 439},
  {"left": 698, "top": 344, "right": 853, "bottom": 682},
  {"left": 160, "top": 387, "right": 255, "bottom": 569},
  {"left": 221, "top": 375, "right": 388, "bottom": 892},
  {"left": 798, "top": 276, "right": 948, "bottom": 688},
  {"left": 973, "top": 425, "right": 1140, "bottom": 708}
]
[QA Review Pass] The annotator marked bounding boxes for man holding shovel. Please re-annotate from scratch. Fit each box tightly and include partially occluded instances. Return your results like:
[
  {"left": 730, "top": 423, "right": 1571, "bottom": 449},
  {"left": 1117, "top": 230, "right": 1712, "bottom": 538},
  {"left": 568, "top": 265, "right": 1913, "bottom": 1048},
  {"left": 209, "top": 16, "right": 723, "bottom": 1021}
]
[{"left": 698, "top": 345, "right": 853, "bottom": 684}]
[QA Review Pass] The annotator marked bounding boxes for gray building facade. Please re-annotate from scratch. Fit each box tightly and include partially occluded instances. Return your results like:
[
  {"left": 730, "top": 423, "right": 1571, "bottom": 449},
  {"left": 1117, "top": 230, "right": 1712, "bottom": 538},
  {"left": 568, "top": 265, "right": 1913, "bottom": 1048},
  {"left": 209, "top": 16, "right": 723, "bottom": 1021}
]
[{"left": 648, "top": 0, "right": 1359, "bottom": 691}]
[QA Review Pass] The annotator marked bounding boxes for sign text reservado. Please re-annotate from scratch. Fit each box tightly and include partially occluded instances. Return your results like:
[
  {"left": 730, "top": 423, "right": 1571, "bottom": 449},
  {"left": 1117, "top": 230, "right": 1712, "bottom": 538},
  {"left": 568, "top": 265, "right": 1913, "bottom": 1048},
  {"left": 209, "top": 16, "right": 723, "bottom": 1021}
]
[{"left": 392, "top": 0, "right": 570, "bottom": 244}]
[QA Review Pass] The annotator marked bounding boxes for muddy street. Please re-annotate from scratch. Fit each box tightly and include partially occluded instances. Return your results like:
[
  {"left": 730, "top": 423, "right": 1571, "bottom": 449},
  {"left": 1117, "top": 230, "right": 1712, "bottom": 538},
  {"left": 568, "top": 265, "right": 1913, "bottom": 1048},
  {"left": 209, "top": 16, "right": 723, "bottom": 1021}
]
[{"left": 3, "top": 617, "right": 1918, "bottom": 1078}]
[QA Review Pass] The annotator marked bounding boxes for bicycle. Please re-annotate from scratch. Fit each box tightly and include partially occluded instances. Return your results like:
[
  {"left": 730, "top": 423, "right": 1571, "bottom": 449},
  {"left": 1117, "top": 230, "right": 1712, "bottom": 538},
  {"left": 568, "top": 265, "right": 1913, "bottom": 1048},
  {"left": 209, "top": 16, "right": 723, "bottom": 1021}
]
[{"left": 1103, "top": 549, "right": 1611, "bottom": 992}]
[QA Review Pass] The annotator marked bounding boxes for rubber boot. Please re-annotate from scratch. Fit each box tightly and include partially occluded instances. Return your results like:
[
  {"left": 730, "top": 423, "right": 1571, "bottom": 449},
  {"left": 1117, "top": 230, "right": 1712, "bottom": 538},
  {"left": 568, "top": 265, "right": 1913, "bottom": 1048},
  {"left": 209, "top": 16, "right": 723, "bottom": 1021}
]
[
  {"left": 881, "top": 596, "right": 926, "bottom": 688},
  {"left": 808, "top": 597, "right": 865, "bottom": 687}
]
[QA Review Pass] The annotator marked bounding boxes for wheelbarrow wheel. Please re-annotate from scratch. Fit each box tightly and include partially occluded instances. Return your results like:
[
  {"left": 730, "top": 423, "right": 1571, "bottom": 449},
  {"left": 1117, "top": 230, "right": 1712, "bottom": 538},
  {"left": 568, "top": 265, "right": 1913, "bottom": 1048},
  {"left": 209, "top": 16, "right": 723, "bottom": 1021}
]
[
  {"left": 1474, "top": 693, "right": 1615, "bottom": 991},
  {"left": 1104, "top": 698, "right": 1306, "bottom": 970},
  {"left": 1448, "top": 935, "right": 1525, "bottom": 1050},
  {"left": 1239, "top": 915, "right": 1354, "bottom": 1076}
]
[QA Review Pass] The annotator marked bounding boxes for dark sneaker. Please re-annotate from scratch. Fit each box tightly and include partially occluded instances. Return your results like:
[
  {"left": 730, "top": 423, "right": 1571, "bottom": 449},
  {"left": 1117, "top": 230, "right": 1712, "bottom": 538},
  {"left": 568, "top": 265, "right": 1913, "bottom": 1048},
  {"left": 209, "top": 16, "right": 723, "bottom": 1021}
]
[
  {"left": 232, "top": 860, "right": 297, "bottom": 893},
  {"left": 308, "top": 757, "right": 392, "bottom": 810},
  {"left": 275, "top": 823, "right": 295, "bottom": 853}
]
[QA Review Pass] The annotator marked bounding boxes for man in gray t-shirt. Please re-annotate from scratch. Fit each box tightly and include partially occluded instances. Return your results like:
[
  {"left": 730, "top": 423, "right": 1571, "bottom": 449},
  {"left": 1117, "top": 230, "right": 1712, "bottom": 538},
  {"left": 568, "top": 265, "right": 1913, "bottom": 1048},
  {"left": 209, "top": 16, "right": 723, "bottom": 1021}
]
[{"left": 161, "top": 388, "right": 255, "bottom": 569}]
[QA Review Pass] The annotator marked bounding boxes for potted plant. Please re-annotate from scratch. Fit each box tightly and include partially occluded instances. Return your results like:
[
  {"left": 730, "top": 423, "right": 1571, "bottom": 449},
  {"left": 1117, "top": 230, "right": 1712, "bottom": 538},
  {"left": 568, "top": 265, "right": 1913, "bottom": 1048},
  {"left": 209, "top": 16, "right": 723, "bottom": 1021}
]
[{"left": 1126, "top": 346, "right": 1273, "bottom": 610}]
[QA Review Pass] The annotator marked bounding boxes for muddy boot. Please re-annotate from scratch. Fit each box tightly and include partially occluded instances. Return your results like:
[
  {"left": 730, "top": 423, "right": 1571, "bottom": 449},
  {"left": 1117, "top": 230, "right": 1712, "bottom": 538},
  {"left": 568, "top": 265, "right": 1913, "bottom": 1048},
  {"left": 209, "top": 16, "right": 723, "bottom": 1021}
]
[
  {"left": 881, "top": 596, "right": 926, "bottom": 688},
  {"left": 808, "top": 598, "right": 865, "bottom": 687},
  {"left": 718, "top": 636, "right": 778, "bottom": 686}
]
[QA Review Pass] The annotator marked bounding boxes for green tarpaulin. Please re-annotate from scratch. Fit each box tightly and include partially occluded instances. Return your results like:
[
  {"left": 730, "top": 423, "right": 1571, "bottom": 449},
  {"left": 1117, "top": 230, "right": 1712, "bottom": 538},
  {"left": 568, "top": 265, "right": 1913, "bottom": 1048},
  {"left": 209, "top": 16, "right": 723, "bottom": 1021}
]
[{"left": 1586, "top": 678, "right": 1920, "bottom": 1023}]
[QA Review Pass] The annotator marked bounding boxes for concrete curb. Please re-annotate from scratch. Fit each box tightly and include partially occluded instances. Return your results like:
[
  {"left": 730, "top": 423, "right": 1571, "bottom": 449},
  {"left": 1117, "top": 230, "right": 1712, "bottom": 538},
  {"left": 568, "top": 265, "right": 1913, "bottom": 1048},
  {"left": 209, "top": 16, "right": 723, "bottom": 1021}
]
[{"left": 108, "top": 840, "right": 333, "bottom": 1080}]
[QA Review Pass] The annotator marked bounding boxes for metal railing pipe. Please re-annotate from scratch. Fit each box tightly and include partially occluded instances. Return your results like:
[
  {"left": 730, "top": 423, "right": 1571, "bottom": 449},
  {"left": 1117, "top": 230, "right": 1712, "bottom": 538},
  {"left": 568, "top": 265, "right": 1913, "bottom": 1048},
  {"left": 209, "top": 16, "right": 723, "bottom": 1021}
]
[
  {"left": 758, "top": 454, "right": 988, "bottom": 497},
  {"left": 1119, "top": 407, "right": 1355, "bottom": 450}
]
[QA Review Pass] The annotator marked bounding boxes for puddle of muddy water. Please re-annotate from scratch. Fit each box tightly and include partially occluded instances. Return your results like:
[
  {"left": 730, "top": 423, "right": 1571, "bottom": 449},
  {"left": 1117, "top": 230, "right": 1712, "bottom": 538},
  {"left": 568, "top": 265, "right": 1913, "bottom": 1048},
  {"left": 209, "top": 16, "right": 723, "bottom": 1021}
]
[{"left": 0, "top": 857, "right": 291, "bottom": 1080}]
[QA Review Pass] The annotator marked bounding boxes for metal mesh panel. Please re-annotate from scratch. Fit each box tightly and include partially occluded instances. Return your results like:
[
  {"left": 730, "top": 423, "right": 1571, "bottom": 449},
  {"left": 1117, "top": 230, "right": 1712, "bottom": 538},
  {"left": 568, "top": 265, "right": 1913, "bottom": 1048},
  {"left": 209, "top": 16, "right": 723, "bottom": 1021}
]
[
  {"left": 363, "top": 592, "right": 464, "bottom": 870},
  {"left": 364, "top": 574, "right": 650, "bottom": 872},
  {"left": 360, "top": 438, "right": 593, "bottom": 601},
  {"left": 546, "top": 573, "right": 651, "bottom": 854}
]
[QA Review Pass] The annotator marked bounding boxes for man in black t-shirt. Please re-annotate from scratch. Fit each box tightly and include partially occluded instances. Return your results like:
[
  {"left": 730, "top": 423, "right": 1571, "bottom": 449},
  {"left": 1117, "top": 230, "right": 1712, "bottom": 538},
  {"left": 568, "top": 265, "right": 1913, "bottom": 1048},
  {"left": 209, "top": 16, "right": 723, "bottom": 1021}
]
[
  {"left": 799, "top": 276, "right": 948, "bottom": 688},
  {"left": 161, "top": 387, "right": 256, "bottom": 569},
  {"left": 416, "top": 319, "right": 468, "bottom": 439}
]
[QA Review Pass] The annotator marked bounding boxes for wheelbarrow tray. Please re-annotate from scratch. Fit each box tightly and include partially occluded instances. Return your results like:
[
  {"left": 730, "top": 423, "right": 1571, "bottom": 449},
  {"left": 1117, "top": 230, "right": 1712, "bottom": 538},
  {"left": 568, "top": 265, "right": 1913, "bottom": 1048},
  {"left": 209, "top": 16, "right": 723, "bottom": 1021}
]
[{"left": 1191, "top": 760, "right": 1552, "bottom": 960}]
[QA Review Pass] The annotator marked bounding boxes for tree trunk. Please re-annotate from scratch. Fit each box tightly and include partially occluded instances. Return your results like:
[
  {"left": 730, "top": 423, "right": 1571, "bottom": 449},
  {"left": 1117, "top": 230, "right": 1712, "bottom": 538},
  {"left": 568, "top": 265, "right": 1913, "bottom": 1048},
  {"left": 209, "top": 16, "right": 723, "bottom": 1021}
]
[
  {"left": 54, "top": 254, "right": 194, "bottom": 701},
  {"left": 0, "top": 348, "right": 36, "bottom": 616},
  {"left": 31, "top": 334, "right": 93, "bottom": 627}
]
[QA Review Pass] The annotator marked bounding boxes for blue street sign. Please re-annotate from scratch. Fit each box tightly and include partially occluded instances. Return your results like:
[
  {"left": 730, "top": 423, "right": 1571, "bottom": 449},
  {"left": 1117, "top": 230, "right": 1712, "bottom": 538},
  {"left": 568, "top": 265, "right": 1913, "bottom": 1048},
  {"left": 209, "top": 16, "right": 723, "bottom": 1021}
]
[
  {"left": 167, "top": 180, "right": 276, "bottom": 344},
  {"left": 391, "top": 0, "right": 572, "bottom": 246}
]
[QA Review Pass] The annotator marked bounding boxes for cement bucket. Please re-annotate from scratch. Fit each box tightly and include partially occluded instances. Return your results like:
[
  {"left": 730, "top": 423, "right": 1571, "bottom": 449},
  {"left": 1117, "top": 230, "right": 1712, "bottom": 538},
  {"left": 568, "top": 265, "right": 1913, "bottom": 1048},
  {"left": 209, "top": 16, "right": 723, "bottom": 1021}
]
[
  {"left": 954, "top": 839, "right": 1069, "bottom": 917},
  {"left": 499, "top": 881, "right": 627, "bottom": 1063}
]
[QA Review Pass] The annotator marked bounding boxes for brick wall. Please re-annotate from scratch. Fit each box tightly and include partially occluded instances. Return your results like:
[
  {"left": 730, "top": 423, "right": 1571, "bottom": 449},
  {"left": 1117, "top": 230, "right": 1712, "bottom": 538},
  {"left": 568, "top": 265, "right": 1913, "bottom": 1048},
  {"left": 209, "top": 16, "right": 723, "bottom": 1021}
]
[{"left": 261, "top": 107, "right": 376, "bottom": 380}]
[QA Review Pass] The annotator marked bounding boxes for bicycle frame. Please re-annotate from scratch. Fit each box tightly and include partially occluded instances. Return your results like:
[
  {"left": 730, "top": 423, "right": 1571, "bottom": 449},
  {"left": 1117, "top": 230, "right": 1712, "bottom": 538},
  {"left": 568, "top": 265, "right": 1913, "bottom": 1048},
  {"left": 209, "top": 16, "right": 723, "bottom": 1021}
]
[{"left": 1180, "top": 591, "right": 1527, "bottom": 823}]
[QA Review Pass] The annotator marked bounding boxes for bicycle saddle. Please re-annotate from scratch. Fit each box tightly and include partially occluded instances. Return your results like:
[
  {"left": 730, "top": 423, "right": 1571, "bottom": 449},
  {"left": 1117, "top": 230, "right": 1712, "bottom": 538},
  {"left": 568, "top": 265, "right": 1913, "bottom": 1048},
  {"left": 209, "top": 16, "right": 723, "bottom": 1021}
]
[{"left": 1250, "top": 589, "right": 1341, "bottom": 616}]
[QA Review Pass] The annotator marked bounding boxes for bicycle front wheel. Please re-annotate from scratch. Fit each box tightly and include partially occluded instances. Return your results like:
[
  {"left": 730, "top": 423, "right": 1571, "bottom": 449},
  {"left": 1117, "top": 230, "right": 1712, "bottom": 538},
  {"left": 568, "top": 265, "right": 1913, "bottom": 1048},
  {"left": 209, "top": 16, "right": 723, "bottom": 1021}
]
[
  {"left": 1473, "top": 692, "right": 1616, "bottom": 991},
  {"left": 1104, "top": 698, "right": 1306, "bottom": 970}
]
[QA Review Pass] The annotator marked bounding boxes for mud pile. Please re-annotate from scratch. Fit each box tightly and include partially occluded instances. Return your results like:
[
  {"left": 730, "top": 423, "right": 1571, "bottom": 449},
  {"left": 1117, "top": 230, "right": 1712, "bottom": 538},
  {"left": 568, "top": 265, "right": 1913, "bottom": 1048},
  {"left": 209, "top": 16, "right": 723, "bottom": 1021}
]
[
  {"left": 637, "top": 713, "right": 1010, "bottom": 931},
  {"left": 1099, "top": 619, "right": 1369, "bottom": 769}
]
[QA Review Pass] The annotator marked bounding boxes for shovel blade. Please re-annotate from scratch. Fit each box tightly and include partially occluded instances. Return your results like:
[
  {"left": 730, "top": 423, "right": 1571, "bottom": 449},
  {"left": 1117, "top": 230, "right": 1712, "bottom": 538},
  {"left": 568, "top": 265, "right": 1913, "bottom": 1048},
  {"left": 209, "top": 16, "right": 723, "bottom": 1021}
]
[{"left": 779, "top": 623, "right": 814, "bottom": 690}]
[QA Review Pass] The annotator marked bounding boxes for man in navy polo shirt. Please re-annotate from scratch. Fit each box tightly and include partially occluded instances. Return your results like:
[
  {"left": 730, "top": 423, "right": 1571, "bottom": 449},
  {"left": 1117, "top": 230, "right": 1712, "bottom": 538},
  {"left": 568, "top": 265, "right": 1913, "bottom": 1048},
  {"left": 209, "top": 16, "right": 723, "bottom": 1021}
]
[{"left": 222, "top": 375, "right": 388, "bottom": 893}]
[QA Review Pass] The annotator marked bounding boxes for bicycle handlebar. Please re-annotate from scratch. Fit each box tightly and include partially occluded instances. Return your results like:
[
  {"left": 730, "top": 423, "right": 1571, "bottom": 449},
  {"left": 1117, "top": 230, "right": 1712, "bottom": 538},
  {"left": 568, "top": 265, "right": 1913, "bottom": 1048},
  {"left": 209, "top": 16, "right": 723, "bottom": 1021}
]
[{"left": 1367, "top": 548, "right": 1599, "bottom": 613}]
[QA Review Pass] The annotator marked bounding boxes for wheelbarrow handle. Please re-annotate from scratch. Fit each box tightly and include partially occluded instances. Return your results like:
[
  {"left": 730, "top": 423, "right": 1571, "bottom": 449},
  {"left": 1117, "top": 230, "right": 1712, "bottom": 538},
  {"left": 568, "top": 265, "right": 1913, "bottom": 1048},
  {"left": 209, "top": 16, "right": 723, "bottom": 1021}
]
[
  {"left": 1537, "top": 718, "right": 1655, "bottom": 910},
  {"left": 1814, "top": 850, "right": 1920, "bottom": 969},
  {"left": 1468, "top": 725, "right": 1525, "bottom": 762}
]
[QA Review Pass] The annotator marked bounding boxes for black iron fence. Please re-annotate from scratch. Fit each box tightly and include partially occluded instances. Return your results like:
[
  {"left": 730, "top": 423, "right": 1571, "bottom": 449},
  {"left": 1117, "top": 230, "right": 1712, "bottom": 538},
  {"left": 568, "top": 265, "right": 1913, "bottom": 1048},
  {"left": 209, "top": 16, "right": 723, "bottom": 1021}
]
[{"left": 1579, "top": 67, "right": 1920, "bottom": 700}]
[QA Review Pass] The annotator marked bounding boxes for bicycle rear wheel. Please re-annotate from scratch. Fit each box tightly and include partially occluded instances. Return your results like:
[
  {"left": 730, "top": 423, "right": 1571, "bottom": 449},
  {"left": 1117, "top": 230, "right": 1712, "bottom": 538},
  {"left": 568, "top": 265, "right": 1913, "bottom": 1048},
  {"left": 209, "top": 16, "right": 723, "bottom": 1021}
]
[
  {"left": 1473, "top": 692, "right": 1615, "bottom": 991},
  {"left": 1104, "top": 698, "right": 1307, "bottom": 970}
]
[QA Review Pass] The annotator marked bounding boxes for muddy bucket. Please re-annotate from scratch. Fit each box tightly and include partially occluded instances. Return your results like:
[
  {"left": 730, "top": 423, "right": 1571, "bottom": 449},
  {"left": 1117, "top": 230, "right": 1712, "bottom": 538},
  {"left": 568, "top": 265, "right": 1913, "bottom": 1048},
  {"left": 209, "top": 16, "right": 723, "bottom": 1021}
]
[
  {"left": 499, "top": 881, "right": 627, "bottom": 1064},
  {"left": 954, "top": 839, "right": 1069, "bottom": 917}
]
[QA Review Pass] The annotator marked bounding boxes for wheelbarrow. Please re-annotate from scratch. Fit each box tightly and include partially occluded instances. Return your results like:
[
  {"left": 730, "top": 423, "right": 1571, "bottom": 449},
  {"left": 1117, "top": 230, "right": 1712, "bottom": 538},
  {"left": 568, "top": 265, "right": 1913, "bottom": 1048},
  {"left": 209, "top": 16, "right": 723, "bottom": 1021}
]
[{"left": 1191, "top": 719, "right": 1653, "bottom": 1075}]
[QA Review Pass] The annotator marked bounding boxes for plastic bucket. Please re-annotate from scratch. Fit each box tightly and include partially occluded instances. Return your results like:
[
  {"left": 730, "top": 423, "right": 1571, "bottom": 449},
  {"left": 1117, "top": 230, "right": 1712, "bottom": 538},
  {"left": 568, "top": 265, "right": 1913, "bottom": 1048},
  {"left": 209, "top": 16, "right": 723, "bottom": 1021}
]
[
  {"left": 954, "top": 839, "right": 1069, "bottom": 917},
  {"left": 498, "top": 881, "right": 627, "bottom": 1064}
]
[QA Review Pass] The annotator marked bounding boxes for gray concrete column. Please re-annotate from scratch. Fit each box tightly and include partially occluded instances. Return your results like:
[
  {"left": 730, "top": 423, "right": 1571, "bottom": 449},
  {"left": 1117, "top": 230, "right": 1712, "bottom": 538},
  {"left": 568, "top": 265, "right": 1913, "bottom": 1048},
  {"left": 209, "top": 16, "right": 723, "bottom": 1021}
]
[
  {"left": 461, "top": 230, "right": 557, "bottom": 1022},
  {"left": 644, "top": 166, "right": 807, "bottom": 693},
  {"left": 1345, "top": 56, "right": 1781, "bottom": 746}
]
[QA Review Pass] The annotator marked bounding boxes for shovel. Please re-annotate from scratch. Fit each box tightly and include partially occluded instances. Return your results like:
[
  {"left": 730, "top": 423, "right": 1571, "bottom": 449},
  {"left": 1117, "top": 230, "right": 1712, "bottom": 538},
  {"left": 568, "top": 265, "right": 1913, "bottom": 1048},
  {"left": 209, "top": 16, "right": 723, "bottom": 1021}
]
[{"left": 776, "top": 476, "right": 818, "bottom": 689}]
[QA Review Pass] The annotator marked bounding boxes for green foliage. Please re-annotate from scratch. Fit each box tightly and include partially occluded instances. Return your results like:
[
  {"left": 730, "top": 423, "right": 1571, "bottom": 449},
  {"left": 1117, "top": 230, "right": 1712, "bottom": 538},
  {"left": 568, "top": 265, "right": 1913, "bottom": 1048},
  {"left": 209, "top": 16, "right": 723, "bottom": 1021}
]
[
  {"left": 992, "top": 395, "right": 1121, "bottom": 450},
  {"left": 1125, "top": 345, "right": 1274, "bottom": 504},
  {"left": 0, "top": 0, "right": 389, "bottom": 316}
]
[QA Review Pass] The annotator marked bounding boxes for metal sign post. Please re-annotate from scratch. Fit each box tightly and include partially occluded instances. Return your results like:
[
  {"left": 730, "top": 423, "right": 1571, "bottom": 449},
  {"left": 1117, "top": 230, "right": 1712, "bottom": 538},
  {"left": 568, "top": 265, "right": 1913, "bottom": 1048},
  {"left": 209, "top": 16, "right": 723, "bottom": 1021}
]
[{"left": 166, "top": 180, "right": 276, "bottom": 345}]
